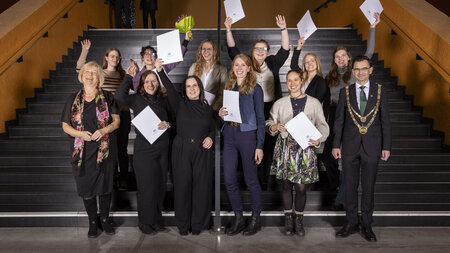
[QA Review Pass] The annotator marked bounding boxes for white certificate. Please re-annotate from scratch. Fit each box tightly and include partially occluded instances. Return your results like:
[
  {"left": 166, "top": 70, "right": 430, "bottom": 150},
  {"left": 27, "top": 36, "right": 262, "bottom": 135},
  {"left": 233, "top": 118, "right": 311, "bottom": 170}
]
[
  {"left": 204, "top": 91, "right": 216, "bottom": 106},
  {"left": 223, "top": 90, "right": 242, "bottom": 123},
  {"left": 360, "top": 0, "right": 383, "bottom": 25},
  {"left": 131, "top": 106, "right": 167, "bottom": 144},
  {"left": 156, "top": 30, "right": 183, "bottom": 65},
  {"left": 224, "top": 0, "right": 245, "bottom": 24},
  {"left": 296, "top": 10, "right": 317, "bottom": 40},
  {"left": 285, "top": 112, "right": 322, "bottom": 150}
]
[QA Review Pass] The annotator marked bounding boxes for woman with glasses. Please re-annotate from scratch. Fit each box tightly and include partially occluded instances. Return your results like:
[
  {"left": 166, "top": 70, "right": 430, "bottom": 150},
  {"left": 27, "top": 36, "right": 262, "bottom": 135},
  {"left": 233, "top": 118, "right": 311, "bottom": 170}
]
[
  {"left": 188, "top": 39, "right": 227, "bottom": 111},
  {"left": 224, "top": 15, "right": 290, "bottom": 189},
  {"left": 132, "top": 31, "right": 192, "bottom": 91},
  {"left": 76, "top": 40, "right": 130, "bottom": 190},
  {"left": 324, "top": 13, "right": 380, "bottom": 210}
]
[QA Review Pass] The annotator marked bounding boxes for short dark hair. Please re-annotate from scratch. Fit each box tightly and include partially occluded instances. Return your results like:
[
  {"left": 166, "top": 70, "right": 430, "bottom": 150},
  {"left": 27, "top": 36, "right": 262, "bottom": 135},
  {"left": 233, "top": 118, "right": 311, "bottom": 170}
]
[
  {"left": 352, "top": 55, "right": 372, "bottom": 68},
  {"left": 140, "top": 45, "right": 157, "bottom": 58}
]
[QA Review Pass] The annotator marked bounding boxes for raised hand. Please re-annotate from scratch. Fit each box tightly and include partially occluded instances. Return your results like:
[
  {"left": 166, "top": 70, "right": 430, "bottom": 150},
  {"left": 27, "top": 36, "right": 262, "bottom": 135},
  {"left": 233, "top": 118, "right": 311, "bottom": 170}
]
[
  {"left": 275, "top": 15, "right": 287, "bottom": 29},
  {"left": 185, "top": 30, "right": 193, "bottom": 41},
  {"left": 224, "top": 17, "right": 233, "bottom": 30},
  {"left": 126, "top": 64, "right": 137, "bottom": 77},
  {"left": 155, "top": 58, "right": 164, "bottom": 72},
  {"left": 371, "top": 12, "right": 380, "bottom": 28},
  {"left": 296, "top": 37, "right": 305, "bottom": 50},
  {"left": 81, "top": 39, "right": 91, "bottom": 51}
]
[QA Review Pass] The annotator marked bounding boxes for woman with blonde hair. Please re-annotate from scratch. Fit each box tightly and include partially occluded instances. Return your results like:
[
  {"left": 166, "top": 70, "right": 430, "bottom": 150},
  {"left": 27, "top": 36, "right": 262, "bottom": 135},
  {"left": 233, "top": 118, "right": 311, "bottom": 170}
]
[
  {"left": 218, "top": 54, "right": 265, "bottom": 236},
  {"left": 76, "top": 40, "right": 131, "bottom": 190},
  {"left": 61, "top": 61, "right": 120, "bottom": 238},
  {"left": 188, "top": 39, "right": 227, "bottom": 111}
]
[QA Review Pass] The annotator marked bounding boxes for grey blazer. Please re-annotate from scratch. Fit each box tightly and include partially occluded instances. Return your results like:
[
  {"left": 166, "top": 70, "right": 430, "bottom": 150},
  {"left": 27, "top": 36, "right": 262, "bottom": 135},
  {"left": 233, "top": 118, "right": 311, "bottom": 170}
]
[{"left": 188, "top": 63, "right": 228, "bottom": 111}]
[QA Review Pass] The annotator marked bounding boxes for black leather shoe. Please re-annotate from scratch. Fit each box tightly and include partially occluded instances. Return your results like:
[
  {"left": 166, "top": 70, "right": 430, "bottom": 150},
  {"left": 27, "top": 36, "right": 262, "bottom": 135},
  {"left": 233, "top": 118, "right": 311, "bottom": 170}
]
[
  {"left": 226, "top": 211, "right": 246, "bottom": 236},
  {"left": 243, "top": 211, "right": 261, "bottom": 236},
  {"left": 360, "top": 226, "right": 377, "bottom": 242},
  {"left": 140, "top": 224, "right": 157, "bottom": 235},
  {"left": 153, "top": 224, "right": 169, "bottom": 233},
  {"left": 336, "top": 224, "right": 358, "bottom": 238}
]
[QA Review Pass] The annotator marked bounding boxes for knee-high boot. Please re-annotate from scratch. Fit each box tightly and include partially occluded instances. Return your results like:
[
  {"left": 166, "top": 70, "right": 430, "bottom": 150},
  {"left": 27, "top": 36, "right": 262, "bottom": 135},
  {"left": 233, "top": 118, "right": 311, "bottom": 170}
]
[
  {"left": 83, "top": 198, "right": 99, "bottom": 238},
  {"left": 99, "top": 194, "right": 115, "bottom": 235}
]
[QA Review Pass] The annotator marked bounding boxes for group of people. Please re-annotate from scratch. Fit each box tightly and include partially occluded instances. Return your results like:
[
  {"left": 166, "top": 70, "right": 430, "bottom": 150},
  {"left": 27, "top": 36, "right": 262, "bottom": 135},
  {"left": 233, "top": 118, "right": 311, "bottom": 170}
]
[
  {"left": 111, "top": 0, "right": 158, "bottom": 29},
  {"left": 62, "top": 12, "right": 391, "bottom": 242}
]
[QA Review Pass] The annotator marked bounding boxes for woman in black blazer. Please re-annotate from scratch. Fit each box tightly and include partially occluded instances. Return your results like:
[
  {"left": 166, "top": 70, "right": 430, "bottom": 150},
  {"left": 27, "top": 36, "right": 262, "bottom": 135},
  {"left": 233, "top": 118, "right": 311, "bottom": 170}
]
[{"left": 290, "top": 38, "right": 329, "bottom": 105}]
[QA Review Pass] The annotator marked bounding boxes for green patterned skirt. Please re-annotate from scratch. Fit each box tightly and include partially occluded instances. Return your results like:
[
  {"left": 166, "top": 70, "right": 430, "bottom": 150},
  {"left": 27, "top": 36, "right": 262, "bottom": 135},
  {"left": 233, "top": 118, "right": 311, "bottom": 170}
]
[{"left": 270, "top": 134, "right": 319, "bottom": 184}]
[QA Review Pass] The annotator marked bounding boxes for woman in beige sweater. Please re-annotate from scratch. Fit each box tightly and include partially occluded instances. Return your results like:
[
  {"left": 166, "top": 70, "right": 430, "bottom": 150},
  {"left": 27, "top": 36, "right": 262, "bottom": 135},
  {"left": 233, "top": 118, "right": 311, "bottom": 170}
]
[{"left": 266, "top": 69, "right": 329, "bottom": 237}]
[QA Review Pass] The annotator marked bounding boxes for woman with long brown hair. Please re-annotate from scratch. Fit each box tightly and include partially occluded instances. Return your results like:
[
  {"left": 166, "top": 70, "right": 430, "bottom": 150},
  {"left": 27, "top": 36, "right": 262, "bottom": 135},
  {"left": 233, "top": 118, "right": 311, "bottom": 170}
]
[
  {"left": 188, "top": 39, "right": 227, "bottom": 111},
  {"left": 224, "top": 15, "right": 290, "bottom": 190},
  {"left": 218, "top": 54, "right": 265, "bottom": 236}
]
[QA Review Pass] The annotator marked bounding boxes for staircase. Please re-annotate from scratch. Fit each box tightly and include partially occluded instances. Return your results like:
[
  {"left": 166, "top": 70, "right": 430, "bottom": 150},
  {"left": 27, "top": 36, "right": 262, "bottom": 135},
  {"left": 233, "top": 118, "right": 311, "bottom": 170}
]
[{"left": 1, "top": 28, "right": 449, "bottom": 227}]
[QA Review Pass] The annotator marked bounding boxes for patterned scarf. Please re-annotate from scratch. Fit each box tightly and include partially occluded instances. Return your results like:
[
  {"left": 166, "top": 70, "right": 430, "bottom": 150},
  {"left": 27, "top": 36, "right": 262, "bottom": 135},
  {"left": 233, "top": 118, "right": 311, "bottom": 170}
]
[{"left": 71, "top": 89, "right": 110, "bottom": 168}]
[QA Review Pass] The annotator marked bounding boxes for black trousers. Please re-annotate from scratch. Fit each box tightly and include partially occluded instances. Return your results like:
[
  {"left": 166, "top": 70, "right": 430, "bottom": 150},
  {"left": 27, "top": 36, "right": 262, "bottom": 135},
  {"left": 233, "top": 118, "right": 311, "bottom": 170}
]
[
  {"left": 258, "top": 101, "right": 276, "bottom": 188},
  {"left": 114, "top": 0, "right": 131, "bottom": 28},
  {"left": 133, "top": 137, "right": 169, "bottom": 226},
  {"left": 172, "top": 137, "right": 213, "bottom": 232},
  {"left": 321, "top": 105, "right": 340, "bottom": 189},
  {"left": 116, "top": 110, "right": 131, "bottom": 182},
  {"left": 143, "top": 8, "right": 156, "bottom": 28},
  {"left": 342, "top": 146, "right": 379, "bottom": 227}
]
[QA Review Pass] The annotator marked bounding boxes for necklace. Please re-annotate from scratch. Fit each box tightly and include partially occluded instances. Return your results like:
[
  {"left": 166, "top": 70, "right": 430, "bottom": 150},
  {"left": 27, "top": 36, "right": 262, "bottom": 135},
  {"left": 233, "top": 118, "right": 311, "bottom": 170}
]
[{"left": 345, "top": 84, "right": 381, "bottom": 134}]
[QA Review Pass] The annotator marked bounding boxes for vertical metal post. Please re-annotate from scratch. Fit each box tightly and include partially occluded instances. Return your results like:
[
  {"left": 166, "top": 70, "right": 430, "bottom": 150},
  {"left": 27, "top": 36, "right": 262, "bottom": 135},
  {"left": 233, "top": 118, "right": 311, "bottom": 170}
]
[
  {"left": 210, "top": 0, "right": 224, "bottom": 235},
  {"left": 217, "top": 0, "right": 222, "bottom": 59}
]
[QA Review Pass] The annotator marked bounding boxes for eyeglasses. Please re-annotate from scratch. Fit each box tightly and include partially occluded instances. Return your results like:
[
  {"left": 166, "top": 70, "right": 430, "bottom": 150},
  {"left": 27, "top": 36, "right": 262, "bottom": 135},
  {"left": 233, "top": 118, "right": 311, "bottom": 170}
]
[
  {"left": 254, "top": 47, "right": 268, "bottom": 52},
  {"left": 144, "top": 52, "right": 156, "bottom": 57},
  {"left": 353, "top": 67, "right": 370, "bottom": 72}
]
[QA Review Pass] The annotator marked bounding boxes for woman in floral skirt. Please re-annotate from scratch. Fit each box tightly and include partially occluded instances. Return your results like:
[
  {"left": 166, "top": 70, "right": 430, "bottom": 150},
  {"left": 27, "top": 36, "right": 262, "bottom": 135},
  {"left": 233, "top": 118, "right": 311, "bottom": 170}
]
[{"left": 266, "top": 69, "right": 329, "bottom": 236}]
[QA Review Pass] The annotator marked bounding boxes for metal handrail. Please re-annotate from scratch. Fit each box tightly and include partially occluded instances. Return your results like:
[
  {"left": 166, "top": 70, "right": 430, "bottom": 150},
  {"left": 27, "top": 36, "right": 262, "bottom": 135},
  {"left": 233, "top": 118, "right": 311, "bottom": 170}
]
[
  {"left": 313, "top": 0, "right": 337, "bottom": 13},
  {"left": 0, "top": 0, "right": 80, "bottom": 76}
]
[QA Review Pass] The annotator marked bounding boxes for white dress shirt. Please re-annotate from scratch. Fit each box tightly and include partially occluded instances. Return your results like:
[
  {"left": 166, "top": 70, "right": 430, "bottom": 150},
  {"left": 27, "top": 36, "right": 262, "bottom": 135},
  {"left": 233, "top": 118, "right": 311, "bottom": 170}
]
[{"left": 355, "top": 80, "right": 370, "bottom": 110}]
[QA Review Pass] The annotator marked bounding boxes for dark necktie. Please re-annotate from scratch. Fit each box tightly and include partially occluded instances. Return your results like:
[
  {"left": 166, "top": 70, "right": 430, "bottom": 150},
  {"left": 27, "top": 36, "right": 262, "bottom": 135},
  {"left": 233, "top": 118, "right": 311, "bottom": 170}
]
[{"left": 360, "top": 86, "right": 367, "bottom": 115}]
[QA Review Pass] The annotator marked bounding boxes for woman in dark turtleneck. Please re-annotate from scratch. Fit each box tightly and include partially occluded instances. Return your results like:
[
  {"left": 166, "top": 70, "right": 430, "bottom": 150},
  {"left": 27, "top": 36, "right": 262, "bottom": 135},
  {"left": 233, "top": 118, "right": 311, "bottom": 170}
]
[
  {"left": 155, "top": 60, "right": 216, "bottom": 236},
  {"left": 115, "top": 65, "right": 171, "bottom": 235}
]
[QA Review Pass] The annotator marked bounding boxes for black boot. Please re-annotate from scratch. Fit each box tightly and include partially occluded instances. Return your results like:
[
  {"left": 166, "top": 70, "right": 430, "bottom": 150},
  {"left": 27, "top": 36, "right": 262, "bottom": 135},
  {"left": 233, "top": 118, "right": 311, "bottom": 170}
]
[
  {"left": 284, "top": 212, "right": 294, "bottom": 236},
  {"left": 83, "top": 198, "right": 100, "bottom": 238},
  {"left": 99, "top": 194, "right": 115, "bottom": 235},
  {"left": 226, "top": 211, "right": 246, "bottom": 236},
  {"left": 295, "top": 213, "right": 305, "bottom": 236},
  {"left": 243, "top": 211, "right": 261, "bottom": 236}
]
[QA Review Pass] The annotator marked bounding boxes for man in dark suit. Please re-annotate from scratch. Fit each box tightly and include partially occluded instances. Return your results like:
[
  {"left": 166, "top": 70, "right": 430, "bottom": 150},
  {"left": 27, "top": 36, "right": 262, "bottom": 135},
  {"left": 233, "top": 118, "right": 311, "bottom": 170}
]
[{"left": 332, "top": 55, "right": 391, "bottom": 242}]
